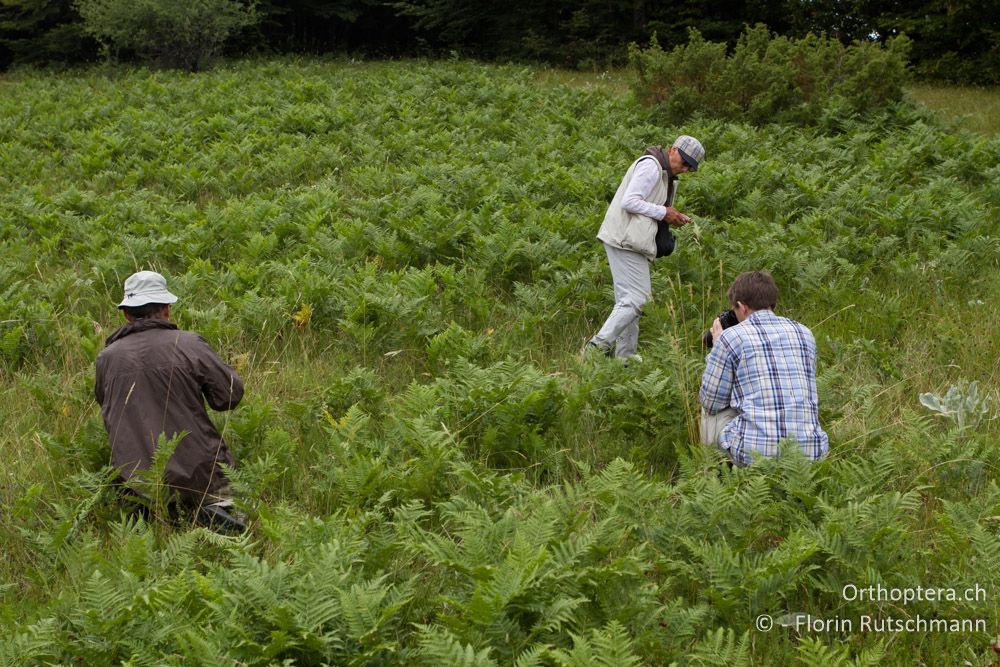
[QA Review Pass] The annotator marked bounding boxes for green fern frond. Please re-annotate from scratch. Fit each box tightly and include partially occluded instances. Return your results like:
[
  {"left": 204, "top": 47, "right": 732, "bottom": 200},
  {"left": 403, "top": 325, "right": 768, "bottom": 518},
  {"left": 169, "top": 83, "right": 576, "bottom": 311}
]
[
  {"left": 2, "top": 618, "right": 62, "bottom": 665},
  {"left": 514, "top": 644, "right": 552, "bottom": 667},
  {"left": 685, "top": 627, "right": 750, "bottom": 667},
  {"left": 416, "top": 625, "right": 498, "bottom": 667},
  {"left": 848, "top": 640, "right": 888, "bottom": 667},
  {"left": 534, "top": 596, "right": 589, "bottom": 635},
  {"left": 550, "top": 621, "right": 641, "bottom": 667},
  {"left": 795, "top": 636, "right": 850, "bottom": 667},
  {"left": 291, "top": 571, "right": 346, "bottom": 633},
  {"left": 339, "top": 576, "right": 394, "bottom": 641},
  {"left": 79, "top": 570, "right": 132, "bottom": 625},
  {"left": 153, "top": 526, "right": 201, "bottom": 570}
]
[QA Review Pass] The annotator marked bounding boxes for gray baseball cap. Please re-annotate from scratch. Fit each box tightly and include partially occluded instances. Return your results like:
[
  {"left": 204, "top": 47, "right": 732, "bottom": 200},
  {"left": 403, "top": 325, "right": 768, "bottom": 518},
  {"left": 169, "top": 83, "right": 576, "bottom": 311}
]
[
  {"left": 673, "top": 135, "right": 705, "bottom": 171},
  {"left": 118, "top": 271, "right": 178, "bottom": 308}
]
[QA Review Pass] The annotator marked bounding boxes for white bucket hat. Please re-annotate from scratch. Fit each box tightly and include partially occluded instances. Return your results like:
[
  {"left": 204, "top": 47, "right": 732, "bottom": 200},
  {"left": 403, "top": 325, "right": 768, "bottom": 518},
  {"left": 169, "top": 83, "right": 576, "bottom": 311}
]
[{"left": 118, "top": 271, "right": 178, "bottom": 308}]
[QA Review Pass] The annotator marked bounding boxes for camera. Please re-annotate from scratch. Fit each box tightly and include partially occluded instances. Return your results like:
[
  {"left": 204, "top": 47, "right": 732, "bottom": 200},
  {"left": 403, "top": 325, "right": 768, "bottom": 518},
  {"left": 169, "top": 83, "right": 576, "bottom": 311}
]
[{"left": 702, "top": 309, "right": 739, "bottom": 348}]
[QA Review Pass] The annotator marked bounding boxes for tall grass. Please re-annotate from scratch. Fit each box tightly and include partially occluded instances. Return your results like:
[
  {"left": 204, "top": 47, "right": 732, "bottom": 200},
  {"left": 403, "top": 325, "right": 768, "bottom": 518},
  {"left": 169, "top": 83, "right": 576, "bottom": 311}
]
[{"left": 908, "top": 83, "right": 1000, "bottom": 135}]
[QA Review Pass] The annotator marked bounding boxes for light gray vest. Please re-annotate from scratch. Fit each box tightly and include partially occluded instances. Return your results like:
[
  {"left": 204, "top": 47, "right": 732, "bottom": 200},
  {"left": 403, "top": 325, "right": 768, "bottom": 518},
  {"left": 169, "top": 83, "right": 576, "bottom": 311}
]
[{"left": 596, "top": 155, "right": 676, "bottom": 261}]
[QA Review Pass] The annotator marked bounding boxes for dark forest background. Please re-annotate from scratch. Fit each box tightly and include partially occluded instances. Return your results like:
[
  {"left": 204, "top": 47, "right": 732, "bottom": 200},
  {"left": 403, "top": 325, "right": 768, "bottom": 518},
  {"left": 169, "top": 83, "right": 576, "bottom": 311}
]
[{"left": 1, "top": 0, "right": 997, "bottom": 83}]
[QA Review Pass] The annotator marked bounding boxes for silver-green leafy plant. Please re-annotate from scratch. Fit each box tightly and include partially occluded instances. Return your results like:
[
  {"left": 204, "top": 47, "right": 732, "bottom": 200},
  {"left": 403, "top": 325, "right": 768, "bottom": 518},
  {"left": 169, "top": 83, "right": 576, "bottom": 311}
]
[{"left": 919, "top": 380, "right": 995, "bottom": 431}]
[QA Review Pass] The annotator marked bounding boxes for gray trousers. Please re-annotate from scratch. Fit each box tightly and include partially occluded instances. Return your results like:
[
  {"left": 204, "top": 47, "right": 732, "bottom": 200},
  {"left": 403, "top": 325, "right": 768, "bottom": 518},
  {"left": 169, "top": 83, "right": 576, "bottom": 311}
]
[
  {"left": 700, "top": 407, "right": 739, "bottom": 447},
  {"left": 700, "top": 407, "right": 745, "bottom": 465},
  {"left": 590, "top": 243, "right": 651, "bottom": 358}
]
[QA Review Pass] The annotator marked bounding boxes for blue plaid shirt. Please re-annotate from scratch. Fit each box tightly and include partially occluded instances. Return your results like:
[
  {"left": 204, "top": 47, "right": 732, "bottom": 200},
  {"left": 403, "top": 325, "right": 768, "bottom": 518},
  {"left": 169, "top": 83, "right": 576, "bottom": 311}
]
[{"left": 699, "top": 309, "right": 828, "bottom": 465}]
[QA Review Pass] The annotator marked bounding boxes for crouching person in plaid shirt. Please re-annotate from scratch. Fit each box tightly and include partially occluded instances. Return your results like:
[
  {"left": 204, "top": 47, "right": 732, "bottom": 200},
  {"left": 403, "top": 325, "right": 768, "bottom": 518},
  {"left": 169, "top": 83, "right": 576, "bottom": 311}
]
[{"left": 698, "top": 271, "right": 828, "bottom": 466}]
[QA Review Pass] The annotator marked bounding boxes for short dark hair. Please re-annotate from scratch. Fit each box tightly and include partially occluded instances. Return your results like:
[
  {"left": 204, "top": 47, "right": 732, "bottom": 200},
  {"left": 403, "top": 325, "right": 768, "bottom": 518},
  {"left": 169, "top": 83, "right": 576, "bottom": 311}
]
[
  {"left": 728, "top": 271, "right": 777, "bottom": 311},
  {"left": 120, "top": 302, "right": 169, "bottom": 319}
]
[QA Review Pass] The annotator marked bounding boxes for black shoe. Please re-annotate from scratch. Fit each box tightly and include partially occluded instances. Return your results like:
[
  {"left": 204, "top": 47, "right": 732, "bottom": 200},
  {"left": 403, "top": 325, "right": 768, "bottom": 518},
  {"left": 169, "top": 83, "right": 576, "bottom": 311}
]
[
  {"left": 580, "top": 341, "right": 612, "bottom": 359},
  {"left": 197, "top": 504, "right": 247, "bottom": 535}
]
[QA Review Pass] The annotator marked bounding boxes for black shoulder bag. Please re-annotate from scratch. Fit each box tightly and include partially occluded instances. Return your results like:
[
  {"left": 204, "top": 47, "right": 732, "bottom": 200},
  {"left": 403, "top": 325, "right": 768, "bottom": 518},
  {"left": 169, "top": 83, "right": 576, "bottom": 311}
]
[{"left": 655, "top": 220, "right": 675, "bottom": 257}]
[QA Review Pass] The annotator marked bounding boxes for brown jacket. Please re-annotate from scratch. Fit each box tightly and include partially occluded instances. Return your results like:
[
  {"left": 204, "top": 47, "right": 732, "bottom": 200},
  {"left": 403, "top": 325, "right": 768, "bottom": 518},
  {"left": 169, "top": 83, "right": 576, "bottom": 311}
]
[{"left": 95, "top": 319, "right": 243, "bottom": 503}]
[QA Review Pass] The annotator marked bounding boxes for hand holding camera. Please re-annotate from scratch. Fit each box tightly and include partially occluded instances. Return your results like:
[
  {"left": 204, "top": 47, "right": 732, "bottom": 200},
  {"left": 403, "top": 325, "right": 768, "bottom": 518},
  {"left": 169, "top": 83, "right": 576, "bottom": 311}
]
[{"left": 702, "top": 309, "right": 740, "bottom": 348}]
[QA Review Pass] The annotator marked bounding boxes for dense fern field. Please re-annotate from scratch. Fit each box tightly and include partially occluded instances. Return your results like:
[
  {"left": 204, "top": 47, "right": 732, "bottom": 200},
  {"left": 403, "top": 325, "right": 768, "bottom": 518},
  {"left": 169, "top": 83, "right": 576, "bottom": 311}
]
[{"left": 2, "top": 58, "right": 999, "bottom": 665}]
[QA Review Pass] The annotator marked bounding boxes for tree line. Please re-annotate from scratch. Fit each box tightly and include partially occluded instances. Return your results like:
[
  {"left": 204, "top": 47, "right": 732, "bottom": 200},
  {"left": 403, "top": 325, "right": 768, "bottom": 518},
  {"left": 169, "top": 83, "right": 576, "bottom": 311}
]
[{"left": 1, "top": 0, "right": 996, "bottom": 83}]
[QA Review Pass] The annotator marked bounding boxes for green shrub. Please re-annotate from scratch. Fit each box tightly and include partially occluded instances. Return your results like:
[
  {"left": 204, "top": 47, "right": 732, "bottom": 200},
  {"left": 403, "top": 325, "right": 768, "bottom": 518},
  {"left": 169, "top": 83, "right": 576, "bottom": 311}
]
[
  {"left": 630, "top": 25, "right": 911, "bottom": 125},
  {"left": 74, "top": 0, "right": 258, "bottom": 70}
]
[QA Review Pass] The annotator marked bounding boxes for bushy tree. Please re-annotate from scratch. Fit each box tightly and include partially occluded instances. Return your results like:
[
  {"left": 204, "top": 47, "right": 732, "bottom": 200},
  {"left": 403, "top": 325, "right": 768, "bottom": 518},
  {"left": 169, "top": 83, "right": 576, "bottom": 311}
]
[
  {"left": 74, "top": 0, "right": 259, "bottom": 70},
  {"left": 0, "top": 0, "right": 96, "bottom": 67},
  {"left": 780, "top": 0, "right": 999, "bottom": 85},
  {"left": 888, "top": 0, "right": 999, "bottom": 84},
  {"left": 630, "top": 24, "right": 911, "bottom": 125}
]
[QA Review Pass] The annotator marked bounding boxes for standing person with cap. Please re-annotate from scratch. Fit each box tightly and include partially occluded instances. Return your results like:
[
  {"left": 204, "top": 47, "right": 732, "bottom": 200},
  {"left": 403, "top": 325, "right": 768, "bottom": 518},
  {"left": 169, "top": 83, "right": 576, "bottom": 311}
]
[
  {"left": 584, "top": 135, "right": 705, "bottom": 360},
  {"left": 95, "top": 270, "right": 246, "bottom": 533}
]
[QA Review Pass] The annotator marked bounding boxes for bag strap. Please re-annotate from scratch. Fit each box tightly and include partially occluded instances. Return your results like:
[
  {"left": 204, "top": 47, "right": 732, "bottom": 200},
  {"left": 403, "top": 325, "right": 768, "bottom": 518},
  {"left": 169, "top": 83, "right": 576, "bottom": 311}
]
[
  {"left": 642, "top": 145, "right": 670, "bottom": 170},
  {"left": 639, "top": 149, "right": 676, "bottom": 207}
]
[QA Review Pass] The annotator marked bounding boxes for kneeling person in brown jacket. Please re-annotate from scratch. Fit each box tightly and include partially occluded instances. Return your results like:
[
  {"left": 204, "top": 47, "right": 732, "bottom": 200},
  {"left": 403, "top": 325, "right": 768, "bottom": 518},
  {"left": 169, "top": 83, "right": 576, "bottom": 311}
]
[{"left": 95, "top": 270, "right": 245, "bottom": 533}]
